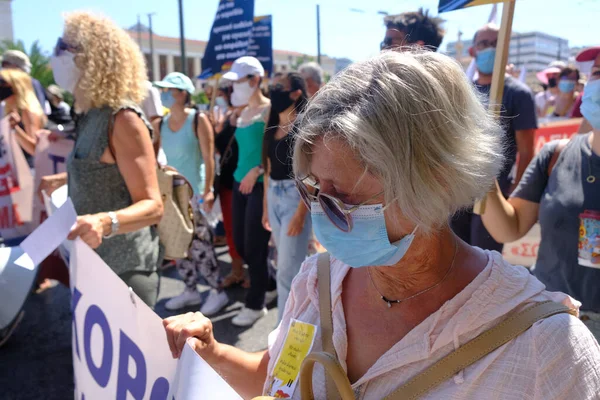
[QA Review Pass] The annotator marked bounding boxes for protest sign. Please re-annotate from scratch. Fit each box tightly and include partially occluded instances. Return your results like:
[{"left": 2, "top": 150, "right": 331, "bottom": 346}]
[
  {"left": 502, "top": 118, "right": 580, "bottom": 266},
  {"left": 0, "top": 117, "right": 34, "bottom": 243},
  {"left": 247, "top": 15, "right": 273, "bottom": 77},
  {"left": 65, "top": 209, "right": 241, "bottom": 398},
  {"left": 33, "top": 130, "right": 74, "bottom": 226},
  {"left": 201, "top": 0, "right": 255, "bottom": 78}
]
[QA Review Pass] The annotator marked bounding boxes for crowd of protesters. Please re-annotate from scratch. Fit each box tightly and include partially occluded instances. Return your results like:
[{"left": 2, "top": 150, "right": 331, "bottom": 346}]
[{"left": 1, "top": 7, "right": 600, "bottom": 397}]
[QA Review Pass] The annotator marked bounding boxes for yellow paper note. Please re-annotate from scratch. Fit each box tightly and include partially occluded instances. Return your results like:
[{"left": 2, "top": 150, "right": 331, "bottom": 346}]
[{"left": 267, "top": 319, "right": 317, "bottom": 398}]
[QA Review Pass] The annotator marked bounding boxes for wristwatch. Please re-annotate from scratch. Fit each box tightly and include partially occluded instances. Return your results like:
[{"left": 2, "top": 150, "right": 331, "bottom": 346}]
[
  {"left": 103, "top": 211, "right": 120, "bottom": 239},
  {"left": 256, "top": 165, "right": 265, "bottom": 176}
]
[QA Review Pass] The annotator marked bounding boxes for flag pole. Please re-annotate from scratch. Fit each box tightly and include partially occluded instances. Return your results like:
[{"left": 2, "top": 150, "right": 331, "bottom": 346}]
[{"left": 473, "top": 0, "right": 516, "bottom": 215}]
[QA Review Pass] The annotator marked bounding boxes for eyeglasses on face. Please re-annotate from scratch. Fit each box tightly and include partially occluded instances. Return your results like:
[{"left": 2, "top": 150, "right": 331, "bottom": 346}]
[{"left": 295, "top": 178, "right": 384, "bottom": 232}]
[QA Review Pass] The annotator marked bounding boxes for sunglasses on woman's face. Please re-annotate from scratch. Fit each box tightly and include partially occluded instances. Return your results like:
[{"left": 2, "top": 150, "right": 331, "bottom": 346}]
[
  {"left": 53, "top": 37, "right": 75, "bottom": 57},
  {"left": 295, "top": 178, "right": 384, "bottom": 232}
]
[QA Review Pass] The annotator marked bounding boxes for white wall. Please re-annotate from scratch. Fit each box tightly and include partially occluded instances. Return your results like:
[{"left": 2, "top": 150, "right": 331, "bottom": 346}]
[{"left": 0, "top": 0, "right": 14, "bottom": 42}]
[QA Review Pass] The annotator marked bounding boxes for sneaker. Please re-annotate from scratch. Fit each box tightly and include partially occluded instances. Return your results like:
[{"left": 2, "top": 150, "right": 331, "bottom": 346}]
[
  {"left": 265, "top": 289, "right": 278, "bottom": 305},
  {"left": 164, "top": 290, "right": 202, "bottom": 311},
  {"left": 231, "top": 307, "right": 268, "bottom": 327},
  {"left": 200, "top": 290, "right": 229, "bottom": 316}
]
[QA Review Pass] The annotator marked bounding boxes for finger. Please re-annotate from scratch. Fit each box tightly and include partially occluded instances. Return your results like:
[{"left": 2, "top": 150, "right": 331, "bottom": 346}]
[
  {"left": 164, "top": 321, "right": 180, "bottom": 358},
  {"left": 175, "top": 320, "right": 211, "bottom": 357},
  {"left": 81, "top": 231, "right": 101, "bottom": 249}
]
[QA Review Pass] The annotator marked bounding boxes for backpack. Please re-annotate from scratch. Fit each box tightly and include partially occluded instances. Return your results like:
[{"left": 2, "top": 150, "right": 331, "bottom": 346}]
[
  {"left": 156, "top": 166, "right": 194, "bottom": 260},
  {"left": 108, "top": 106, "right": 195, "bottom": 260}
]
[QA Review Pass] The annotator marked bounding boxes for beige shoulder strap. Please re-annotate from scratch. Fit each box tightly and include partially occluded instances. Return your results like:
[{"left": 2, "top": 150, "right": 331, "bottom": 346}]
[
  {"left": 385, "top": 300, "right": 576, "bottom": 400},
  {"left": 316, "top": 252, "right": 339, "bottom": 400}
]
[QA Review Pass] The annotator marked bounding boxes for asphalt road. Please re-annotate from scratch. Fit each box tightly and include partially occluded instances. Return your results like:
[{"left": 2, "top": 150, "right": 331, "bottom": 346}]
[{"left": 0, "top": 246, "right": 278, "bottom": 400}]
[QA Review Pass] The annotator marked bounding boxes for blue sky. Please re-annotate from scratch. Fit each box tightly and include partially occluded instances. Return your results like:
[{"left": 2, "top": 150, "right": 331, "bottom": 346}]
[{"left": 10, "top": 0, "right": 600, "bottom": 63}]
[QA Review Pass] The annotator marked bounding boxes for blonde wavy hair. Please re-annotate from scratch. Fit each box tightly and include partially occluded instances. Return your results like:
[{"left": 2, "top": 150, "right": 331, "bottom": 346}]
[
  {"left": 294, "top": 49, "right": 505, "bottom": 232},
  {"left": 0, "top": 68, "right": 46, "bottom": 122},
  {"left": 63, "top": 12, "right": 147, "bottom": 109}
]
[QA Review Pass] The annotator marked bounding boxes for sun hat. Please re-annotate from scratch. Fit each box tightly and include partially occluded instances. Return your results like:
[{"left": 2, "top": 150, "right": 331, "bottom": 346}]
[{"left": 154, "top": 72, "right": 195, "bottom": 94}]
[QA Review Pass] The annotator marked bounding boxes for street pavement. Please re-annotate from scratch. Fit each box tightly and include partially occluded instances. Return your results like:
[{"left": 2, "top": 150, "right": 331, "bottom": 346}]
[{"left": 0, "top": 246, "right": 278, "bottom": 400}]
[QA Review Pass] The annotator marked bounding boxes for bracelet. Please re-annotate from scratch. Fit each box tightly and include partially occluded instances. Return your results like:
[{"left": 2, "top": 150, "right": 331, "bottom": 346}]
[{"left": 103, "top": 211, "right": 120, "bottom": 239}]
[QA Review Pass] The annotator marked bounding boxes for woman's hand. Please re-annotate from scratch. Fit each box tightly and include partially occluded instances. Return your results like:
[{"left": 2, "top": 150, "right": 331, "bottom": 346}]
[
  {"left": 38, "top": 172, "right": 68, "bottom": 201},
  {"left": 7, "top": 112, "right": 21, "bottom": 129},
  {"left": 239, "top": 168, "right": 259, "bottom": 195},
  {"left": 163, "top": 312, "right": 221, "bottom": 362},
  {"left": 202, "top": 191, "right": 215, "bottom": 212},
  {"left": 287, "top": 209, "right": 306, "bottom": 236},
  {"left": 68, "top": 213, "right": 109, "bottom": 249},
  {"left": 262, "top": 206, "right": 271, "bottom": 232}
]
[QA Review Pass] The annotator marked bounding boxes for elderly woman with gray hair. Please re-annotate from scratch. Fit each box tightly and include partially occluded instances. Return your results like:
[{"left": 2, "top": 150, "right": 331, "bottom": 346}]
[{"left": 163, "top": 50, "right": 600, "bottom": 399}]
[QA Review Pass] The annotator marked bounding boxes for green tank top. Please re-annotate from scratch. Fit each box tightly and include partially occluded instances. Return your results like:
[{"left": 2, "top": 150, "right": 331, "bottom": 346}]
[{"left": 233, "top": 110, "right": 268, "bottom": 183}]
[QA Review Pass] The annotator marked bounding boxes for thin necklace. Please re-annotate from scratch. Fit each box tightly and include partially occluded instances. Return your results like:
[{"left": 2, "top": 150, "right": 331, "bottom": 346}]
[{"left": 368, "top": 240, "right": 459, "bottom": 309}]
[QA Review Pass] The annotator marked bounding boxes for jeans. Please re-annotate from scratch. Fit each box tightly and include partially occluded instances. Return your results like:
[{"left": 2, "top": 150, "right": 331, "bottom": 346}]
[
  {"left": 233, "top": 181, "right": 273, "bottom": 310},
  {"left": 267, "top": 179, "right": 312, "bottom": 321}
]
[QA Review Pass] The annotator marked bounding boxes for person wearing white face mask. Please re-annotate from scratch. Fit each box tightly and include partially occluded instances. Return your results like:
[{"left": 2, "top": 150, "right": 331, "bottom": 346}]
[
  {"left": 220, "top": 56, "right": 275, "bottom": 327},
  {"left": 39, "top": 12, "right": 163, "bottom": 307}
]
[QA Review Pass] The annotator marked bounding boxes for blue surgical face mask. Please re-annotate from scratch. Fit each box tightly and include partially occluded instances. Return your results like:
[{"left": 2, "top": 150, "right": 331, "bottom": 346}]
[
  {"left": 161, "top": 91, "right": 175, "bottom": 109},
  {"left": 476, "top": 48, "right": 496, "bottom": 75},
  {"left": 311, "top": 202, "right": 417, "bottom": 268},
  {"left": 558, "top": 80, "right": 576, "bottom": 94},
  {"left": 581, "top": 79, "right": 600, "bottom": 129}
]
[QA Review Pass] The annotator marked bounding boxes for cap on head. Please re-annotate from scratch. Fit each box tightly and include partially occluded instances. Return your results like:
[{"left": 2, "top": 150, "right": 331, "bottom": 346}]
[
  {"left": 221, "top": 56, "right": 264, "bottom": 81},
  {"left": 153, "top": 72, "right": 195, "bottom": 94},
  {"left": 576, "top": 46, "right": 600, "bottom": 62},
  {"left": 46, "top": 84, "right": 64, "bottom": 100},
  {"left": 536, "top": 67, "right": 561, "bottom": 84},
  {"left": 1, "top": 50, "right": 32, "bottom": 74}
]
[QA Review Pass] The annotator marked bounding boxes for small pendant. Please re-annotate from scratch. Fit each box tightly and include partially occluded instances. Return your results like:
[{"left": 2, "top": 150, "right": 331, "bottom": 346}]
[{"left": 587, "top": 175, "right": 596, "bottom": 184}]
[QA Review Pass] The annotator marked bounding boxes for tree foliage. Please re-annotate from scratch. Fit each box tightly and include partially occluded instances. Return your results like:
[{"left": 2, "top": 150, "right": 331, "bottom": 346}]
[{"left": 0, "top": 39, "right": 55, "bottom": 88}]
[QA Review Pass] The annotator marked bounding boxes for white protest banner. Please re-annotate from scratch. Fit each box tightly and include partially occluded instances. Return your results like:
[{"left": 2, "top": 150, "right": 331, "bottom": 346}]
[
  {"left": 71, "top": 239, "right": 177, "bottom": 399},
  {"left": 70, "top": 237, "right": 242, "bottom": 399},
  {"left": 0, "top": 117, "right": 34, "bottom": 241},
  {"left": 33, "top": 130, "right": 73, "bottom": 226}
]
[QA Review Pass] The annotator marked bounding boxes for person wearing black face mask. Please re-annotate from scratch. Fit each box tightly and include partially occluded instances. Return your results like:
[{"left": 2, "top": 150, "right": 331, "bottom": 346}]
[
  {"left": 261, "top": 72, "right": 311, "bottom": 321},
  {"left": 535, "top": 67, "right": 561, "bottom": 118}
]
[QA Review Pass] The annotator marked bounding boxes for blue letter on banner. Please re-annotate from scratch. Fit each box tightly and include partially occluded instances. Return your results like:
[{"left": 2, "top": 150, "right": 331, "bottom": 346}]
[
  {"left": 83, "top": 305, "right": 113, "bottom": 388},
  {"left": 116, "top": 331, "right": 147, "bottom": 400}
]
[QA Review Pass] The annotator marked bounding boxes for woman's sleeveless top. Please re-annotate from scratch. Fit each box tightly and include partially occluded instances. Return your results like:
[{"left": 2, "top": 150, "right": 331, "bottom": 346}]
[{"left": 67, "top": 104, "right": 160, "bottom": 275}]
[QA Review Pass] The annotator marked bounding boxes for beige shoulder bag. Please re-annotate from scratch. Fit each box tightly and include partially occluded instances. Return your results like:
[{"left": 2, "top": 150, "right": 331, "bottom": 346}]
[{"left": 293, "top": 253, "right": 575, "bottom": 400}]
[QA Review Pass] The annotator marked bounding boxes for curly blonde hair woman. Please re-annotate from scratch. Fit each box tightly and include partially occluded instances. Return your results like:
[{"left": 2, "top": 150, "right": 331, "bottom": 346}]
[
  {"left": 0, "top": 68, "right": 46, "bottom": 157},
  {"left": 62, "top": 11, "right": 147, "bottom": 110},
  {"left": 40, "top": 12, "right": 163, "bottom": 307}
]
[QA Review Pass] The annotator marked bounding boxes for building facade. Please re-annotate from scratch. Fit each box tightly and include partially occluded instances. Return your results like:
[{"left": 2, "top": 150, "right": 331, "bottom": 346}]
[
  {"left": 446, "top": 31, "right": 570, "bottom": 72},
  {"left": 127, "top": 26, "right": 339, "bottom": 83},
  {"left": 0, "top": 0, "right": 14, "bottom": 42}
]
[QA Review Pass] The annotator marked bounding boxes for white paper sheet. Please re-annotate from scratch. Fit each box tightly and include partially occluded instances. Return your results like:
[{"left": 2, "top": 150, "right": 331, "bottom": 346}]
[
  {"left": 18, "top": 198, "right": 76, "bottom": 267},
  {"left": 168, "top": 341, "right": 242, "bottom": 400}
]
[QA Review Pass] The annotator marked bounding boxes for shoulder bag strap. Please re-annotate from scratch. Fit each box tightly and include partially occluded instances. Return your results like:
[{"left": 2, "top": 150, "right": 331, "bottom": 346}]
[
  {"left": 316, "top": 252, "right": 340, "bottom": 400},
  {"left": 385, "top": 301, "right": 575, "bottom": 400},
  {"left": 547, "top": 138, "right": 570, "bottom": 177}
]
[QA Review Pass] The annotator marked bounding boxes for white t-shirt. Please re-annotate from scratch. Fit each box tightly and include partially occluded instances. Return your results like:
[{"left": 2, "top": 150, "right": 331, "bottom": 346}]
[
  {"left": 535, "top": 90, "right": 555, "bottom": 116},
  {"left": 141, "top": 81, "right": 164, "bottom": 120}
]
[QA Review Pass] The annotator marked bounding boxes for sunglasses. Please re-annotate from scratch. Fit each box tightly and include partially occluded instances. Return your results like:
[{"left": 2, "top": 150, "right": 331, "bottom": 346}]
[
  {"left": 53, "top": 37, "right": 76, "bottom": 57},
  {"left": 295, "top": 178, "right": 384, "bottom": 232}
]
